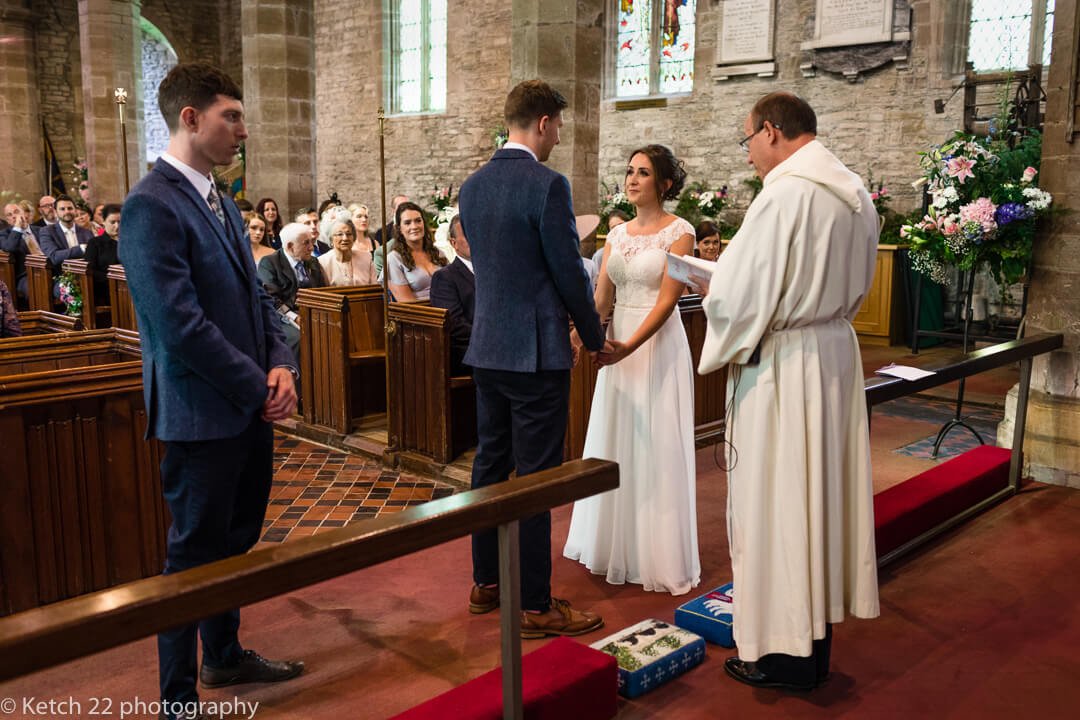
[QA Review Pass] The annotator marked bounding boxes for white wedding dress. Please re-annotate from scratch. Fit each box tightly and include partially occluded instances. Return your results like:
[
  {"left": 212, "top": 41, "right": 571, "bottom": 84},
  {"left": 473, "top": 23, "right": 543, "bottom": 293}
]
[{"left": 563, "top": 218, "right": 701, "bottom": 596}]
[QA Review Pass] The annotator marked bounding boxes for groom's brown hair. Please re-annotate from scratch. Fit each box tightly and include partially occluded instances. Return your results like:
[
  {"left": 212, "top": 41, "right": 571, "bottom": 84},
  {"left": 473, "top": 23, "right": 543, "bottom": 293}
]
[{"left": 504, "top": 80, "right": 568, "bottom": 129}]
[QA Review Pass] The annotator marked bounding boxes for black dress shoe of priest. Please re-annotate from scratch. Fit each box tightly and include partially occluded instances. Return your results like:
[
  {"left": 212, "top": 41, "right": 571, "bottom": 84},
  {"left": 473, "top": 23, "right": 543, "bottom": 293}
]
[
  {"left": 723, "top": 657, "right": 817, "bottom": 692},
  {"left": 200, "top": 650, "right": 304, "bottom": 688}
]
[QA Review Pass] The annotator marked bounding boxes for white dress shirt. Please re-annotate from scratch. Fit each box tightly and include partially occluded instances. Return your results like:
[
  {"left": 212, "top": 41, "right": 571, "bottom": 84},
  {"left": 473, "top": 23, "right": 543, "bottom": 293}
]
[
  {"left": 161, "top": 152, "right": 215, "bottom": 211},
  {"left": 502, "top": 141, "right": 537, "bottom": 161}
]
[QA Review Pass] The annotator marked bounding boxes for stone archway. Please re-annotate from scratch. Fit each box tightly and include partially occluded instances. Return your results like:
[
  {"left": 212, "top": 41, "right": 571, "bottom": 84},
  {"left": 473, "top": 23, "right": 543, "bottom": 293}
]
[{"left": 140, "top": 18, "right": 177, "bottom": 164}]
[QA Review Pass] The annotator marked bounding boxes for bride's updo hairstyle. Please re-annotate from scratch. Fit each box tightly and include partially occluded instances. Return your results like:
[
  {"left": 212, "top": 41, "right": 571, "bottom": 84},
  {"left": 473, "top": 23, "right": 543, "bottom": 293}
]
[{"left": 628, "top": 144, "right": 687, "bottom": 205}]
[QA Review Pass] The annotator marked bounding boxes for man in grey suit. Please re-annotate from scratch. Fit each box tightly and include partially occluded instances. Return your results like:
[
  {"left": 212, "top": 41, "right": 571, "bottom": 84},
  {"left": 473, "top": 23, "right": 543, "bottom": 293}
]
[
  {"left": 458, "top": 79, "right": 608, "bottom": 638},
  {"left": 120, "top": 62, "right": 303, "bottom": 720},
  {"left": 257, "top": 222, "right": 328, "bottom": 359}
]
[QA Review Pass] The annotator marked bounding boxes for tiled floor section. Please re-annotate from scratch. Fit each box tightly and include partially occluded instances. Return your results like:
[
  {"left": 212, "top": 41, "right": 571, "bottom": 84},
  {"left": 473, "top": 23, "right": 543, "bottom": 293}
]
[{"left": 262, "top": 437, "right": 455, "bottom": 543}]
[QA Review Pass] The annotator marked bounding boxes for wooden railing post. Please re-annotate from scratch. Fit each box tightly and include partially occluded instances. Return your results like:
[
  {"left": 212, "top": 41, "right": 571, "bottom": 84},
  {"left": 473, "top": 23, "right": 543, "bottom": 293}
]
[{"left": 498, "top": 521, "right": 523, "bottom": 720}]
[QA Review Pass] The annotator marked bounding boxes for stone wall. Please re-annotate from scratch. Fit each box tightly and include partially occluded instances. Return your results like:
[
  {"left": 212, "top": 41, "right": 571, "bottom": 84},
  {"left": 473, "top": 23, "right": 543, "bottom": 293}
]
[
  {"left": 312, "top": 0, "right": 512, "bottom": 223},
  {"left": 598, "top": 0, "right": 963, "bottom": 217},
  {"left": 33, "top": 0, "right": 85, "bottom": 195}
]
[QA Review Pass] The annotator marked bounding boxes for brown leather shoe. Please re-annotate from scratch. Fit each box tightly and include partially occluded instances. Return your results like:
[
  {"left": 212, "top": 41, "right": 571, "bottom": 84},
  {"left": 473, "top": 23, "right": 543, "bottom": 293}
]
[
  {"left": 469, "top": 584, "right": 499, "bottom": 614},
  {"left": 520, "top": 597, "right": 603, "bottom": 639}
]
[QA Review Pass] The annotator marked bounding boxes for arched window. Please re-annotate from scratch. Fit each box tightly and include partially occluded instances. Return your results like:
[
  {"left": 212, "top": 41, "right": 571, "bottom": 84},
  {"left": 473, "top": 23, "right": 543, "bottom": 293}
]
[
  {"left": 385, "top": 0, "right": 448, "bottom": 114},
  {"left": 614, "top": 0, "right": 697, "bottom": 99},
  {"left": 140, "top": 18, "right": 177, "bottom": 162},
  {"left": 968, "top": 0, "right": 1054, "bottom": 72}
]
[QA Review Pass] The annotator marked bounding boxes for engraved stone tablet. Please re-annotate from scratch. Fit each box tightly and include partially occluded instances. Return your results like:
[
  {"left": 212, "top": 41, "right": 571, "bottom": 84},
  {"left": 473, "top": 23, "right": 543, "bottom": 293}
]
[
  {"left": 802, "top": 0, "right": 895, "bottom": 50},
  {"left": 720, "top": 0, "right": 774, "bottom": 64}
]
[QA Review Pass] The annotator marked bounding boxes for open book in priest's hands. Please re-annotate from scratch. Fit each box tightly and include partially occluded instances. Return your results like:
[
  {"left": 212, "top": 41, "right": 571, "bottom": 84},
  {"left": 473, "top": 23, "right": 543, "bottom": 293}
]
[{"left": 666, "top": 252, "right": 716, "bottom": 293}]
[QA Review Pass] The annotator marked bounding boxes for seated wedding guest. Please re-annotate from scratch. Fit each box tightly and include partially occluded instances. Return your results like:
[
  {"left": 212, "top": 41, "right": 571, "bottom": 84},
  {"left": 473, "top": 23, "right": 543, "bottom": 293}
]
[
  {"left": 577, "top": 214, "right": 601, "bottom": 290},
  {"left": 695, "top": 220, "right": 722, "bottom": 262},
  {"left": 293, "top": 207, "right": 329, "bottom": 256},
  {"left": 593, "top": 209, "right": 631, "bottom": 264},
  {"left": 348, "top": 203, "right": 378, "bottom": 256},
  {"left": 84, "top": 203, "right": 121, "bottom": 301},
  {"left": 246, "top": 212, "right": 276, "bottom": 263},
  {"left": 429, "top": 214, "right": 474, "bottom": 374},
  {"left": 318, "top": 207, "right": 377, "bottom": 286},
  {"left": 258, "top": 222, "right": 328, "bottom": 356},
  {"left": 39, "top": 195, "right": 94, "bottom": 279},
  {"left": 234, "top": 198, "right": 254, "bottom": 213},
  {"left": 256, "top": 197, "right": 283, "bottom": 249},
  {"left": 0, "top": 279, "right": 20, "bottom": 337},
  {"left": 373, "top": 194, "right": 409, "bottom": 248},
  {"left": 1, "top": 202, "right": 42, "bottom": 302},
  {"left": 92, "top": 203, "right": 106, "bottom": 235},
  {"left": 74, "top": 203, "right": 94, "bottom": 233},
  {"left": 385, "top": 201, "right": 447, "bottom": 302},
  {"left": 317, "top": 192, "right": 342, "bottom": 221}
]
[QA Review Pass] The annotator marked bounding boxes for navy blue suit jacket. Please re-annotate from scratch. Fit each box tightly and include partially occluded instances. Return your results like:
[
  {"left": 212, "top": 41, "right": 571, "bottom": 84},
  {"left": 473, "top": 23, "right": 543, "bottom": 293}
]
[
  {"left": 119, "top": 158, "right": 294, "bottom": 442},
  {"left": 38, "top": 222, "right": 94, "bottom": 267},
  {"left": 429, "top": 257, "right": 475, "bottom": 373},
  {"left": 458, "top": 148, "right": 603, "bottom": 372}
]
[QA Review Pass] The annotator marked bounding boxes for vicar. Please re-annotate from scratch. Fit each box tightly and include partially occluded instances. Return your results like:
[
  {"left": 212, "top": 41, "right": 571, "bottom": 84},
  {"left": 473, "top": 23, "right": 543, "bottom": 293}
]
[{"left": 698, "top": 91, "right": 880, "bottom": 691}]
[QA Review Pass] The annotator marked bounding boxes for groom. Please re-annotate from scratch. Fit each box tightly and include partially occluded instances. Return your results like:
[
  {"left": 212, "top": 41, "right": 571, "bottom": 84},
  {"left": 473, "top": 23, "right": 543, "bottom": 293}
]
[{"left": 458, "top": 79, "right": 608, "bottom": 638}]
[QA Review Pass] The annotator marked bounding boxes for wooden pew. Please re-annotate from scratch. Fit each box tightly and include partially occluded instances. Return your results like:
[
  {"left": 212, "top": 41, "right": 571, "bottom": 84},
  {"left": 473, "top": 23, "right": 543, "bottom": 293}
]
[
  {"left": 566, "top": 295, "right": 728, "bottom": 459},
  {"left": 24, "top": 254, "right": 56, "bottom": 313},
  {"left": 0, "top": 327, "right": 139, "bottom": 375},
  {"left": 0, "top": 328, "right": 168, "bottom": 616},
  {"left": 107, "top": 264, "right": 138, "bottom": 331},
  {"left": 0, "top": 250, "right": 15, "bottom": 297},
  {"left": 15, "top": 311, "right": 83, "bottom": 335},
  {"left": 386, "top": 302, "right": 477, "bottom": 464},
  {"left": 61, "top": 258, "right": 111, "bottom": 330},
  {"left": 296, "top": 284, "right": 386, "bottom": 434}
]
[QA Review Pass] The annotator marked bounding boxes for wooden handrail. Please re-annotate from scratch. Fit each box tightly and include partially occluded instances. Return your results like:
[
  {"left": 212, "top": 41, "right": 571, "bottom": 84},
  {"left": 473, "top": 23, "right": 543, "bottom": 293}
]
[
  {"left": 0, "top": 457, "right": 619, "bottom": 682},
  {"left": 865, "top": 333, "right": 1063, "bottom": 406}
]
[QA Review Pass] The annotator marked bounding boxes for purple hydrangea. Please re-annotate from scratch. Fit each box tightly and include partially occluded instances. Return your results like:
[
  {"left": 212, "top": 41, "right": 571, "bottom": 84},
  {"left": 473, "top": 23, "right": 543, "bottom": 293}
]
[{"left": 995, "top": 202, "right": 1033, "bottom": 226}]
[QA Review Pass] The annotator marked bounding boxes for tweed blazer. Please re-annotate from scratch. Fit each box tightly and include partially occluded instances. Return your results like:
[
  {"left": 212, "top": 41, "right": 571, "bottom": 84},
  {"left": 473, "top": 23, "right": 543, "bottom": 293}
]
[
  {"left": 458, "top": 148, "right": 603, "bottom": 372},
  {"left": 119, "top": 158, "right": 294, "bottom": 441}
]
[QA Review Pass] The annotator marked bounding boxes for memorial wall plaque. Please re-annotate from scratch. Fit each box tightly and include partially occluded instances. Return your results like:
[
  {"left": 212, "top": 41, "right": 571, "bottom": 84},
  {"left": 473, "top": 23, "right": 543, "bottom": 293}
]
[
  {"left": 716, "top": 0, "right": 776, "bottom": 80},
  {"left": 720, "top": 0, "right": 774, "bottom": 64},
  {"left": 802, "top": 0, "right": 895, "bottom": 50}
]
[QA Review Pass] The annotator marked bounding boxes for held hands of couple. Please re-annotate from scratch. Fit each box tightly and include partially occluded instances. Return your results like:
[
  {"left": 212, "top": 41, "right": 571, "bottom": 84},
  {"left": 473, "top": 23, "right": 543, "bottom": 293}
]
[
  {"left": 263, "top": 366, "right": 298, "bottom": 421},
  {"left": 596, "top": 339, "right": 631, "bottom": 367},
  {"left": 569, "top": 328, "right": 617, "bottom": 368}
]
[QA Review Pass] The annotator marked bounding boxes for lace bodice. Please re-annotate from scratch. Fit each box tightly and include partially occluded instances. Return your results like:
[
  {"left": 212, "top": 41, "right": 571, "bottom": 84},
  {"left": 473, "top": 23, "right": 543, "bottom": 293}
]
[{"left": 604, "top": 217, "right": 694, "bottom": 308}]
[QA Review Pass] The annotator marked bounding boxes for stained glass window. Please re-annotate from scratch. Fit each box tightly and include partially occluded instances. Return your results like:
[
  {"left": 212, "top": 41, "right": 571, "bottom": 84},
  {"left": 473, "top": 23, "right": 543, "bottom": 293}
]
[
  {"left": 614, "top": 0, "right": 696, "bottom": 98},
  {"left": 968, "top": 0, "right": 1054, "bottom": 72},
  {"left": 387, "top": 0, "right": 447, "bottom": 114}
]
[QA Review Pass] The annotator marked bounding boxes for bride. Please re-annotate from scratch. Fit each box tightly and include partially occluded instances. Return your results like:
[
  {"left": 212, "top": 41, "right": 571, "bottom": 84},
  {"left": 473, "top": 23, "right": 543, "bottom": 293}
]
[{"left": 564, "top": 144, "right": 701, "bottom": 595}]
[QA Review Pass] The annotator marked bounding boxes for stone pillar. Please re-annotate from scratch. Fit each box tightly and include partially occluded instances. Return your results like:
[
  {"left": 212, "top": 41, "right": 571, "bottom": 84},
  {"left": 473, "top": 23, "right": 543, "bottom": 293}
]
[
  {"left": 78, "top": 0, "right": 143, "bottom": 203},
  {"left": 510, "top": 0, "right": 604, "bottom": 215},
  {"left": 0, "top": 1, "right": 44, "bottom": 195},
  {"left": 997, "top": 0, "right": 1080, "bottom": 488},
  {"left": 241, "top": 0, "right": 315, "bottom": 216}
]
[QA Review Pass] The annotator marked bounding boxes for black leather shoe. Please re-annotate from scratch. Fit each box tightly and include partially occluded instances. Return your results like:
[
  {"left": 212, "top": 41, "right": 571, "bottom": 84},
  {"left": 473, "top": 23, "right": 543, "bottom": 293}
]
[
  {"left": 724, "top": 657, "right": 816, "bottom": 691},
  {"left": 200, "top": 649, "right": 304, "bottom": 688}
]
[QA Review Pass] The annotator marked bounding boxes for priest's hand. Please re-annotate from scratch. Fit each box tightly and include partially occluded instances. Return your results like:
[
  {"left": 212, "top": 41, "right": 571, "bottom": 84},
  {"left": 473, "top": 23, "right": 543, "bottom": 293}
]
[{"left": 263, "top": 367, "right": 298, "bottom": 421}]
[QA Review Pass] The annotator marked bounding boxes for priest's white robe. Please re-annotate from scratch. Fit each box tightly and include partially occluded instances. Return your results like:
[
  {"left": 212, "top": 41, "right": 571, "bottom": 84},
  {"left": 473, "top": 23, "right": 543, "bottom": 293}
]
[{"left": 699, "top": 140, "right": 880, "bottom": 661}]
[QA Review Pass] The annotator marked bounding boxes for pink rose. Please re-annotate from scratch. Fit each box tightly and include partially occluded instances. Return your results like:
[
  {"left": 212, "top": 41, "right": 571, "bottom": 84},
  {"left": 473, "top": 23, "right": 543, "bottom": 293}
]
[{"left": 1022, "top": 166, "right": 1037, "bottom": 183}]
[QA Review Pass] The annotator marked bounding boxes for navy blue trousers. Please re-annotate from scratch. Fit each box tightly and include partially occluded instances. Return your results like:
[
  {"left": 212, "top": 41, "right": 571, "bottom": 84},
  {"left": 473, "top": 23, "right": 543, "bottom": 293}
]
[
  {"left": 157, "top": 418, "right": 273, "bottom": 706},
  {"left": 470, "top": 367, "right": 570, "bottom": 613}
]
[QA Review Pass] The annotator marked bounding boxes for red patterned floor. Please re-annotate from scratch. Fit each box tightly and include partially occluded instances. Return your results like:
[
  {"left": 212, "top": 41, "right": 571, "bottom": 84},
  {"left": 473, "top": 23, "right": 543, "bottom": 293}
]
[{"left": 261, "top": 436, "right": 456, "bottom": 543}]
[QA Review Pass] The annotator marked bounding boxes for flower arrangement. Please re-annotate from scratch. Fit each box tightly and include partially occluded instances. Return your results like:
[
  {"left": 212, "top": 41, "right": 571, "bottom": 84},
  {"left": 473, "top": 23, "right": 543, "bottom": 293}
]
[
  {"left": 599, "top": 180, "right": 636, "bottom": 225},
  {"left": 56, "top": 272, "right": 83, "bottom": 318},
  {"left": 900, "top": 131, "right": 1049, "bottom": 286},
  {"left": 433, "top": 205, "right": 459, "bottom": 262},
  {"left": 675, "top": 183, "right": 728, "bottom": 226},
  {"left": 431, "top": 185, "right": 454, "bottom": 214},
  {"left": 71, "top": 159, "right": 90, "bottom": 203}
]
